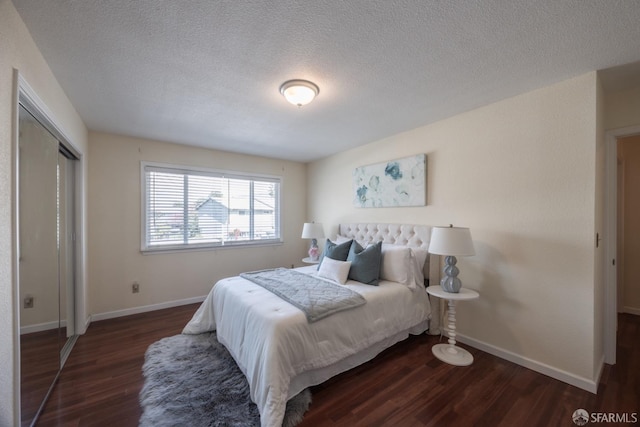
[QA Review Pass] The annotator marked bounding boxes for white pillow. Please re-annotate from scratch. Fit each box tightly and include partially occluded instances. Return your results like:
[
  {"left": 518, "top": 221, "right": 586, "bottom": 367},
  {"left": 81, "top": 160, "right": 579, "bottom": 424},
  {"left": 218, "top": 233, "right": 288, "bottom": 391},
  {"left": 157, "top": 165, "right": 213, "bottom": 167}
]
[
  {"left": 317, "top": 257, "right": 352, "bottom": 285},
  {"left": 377, "top": 244, "right": 429, "bottom": 289},
  {"left": 379, "top": 244, "right": 413, "bottom": 285},
  {"left": 410, "top": 248, "right": 429, "bottom": 289}
]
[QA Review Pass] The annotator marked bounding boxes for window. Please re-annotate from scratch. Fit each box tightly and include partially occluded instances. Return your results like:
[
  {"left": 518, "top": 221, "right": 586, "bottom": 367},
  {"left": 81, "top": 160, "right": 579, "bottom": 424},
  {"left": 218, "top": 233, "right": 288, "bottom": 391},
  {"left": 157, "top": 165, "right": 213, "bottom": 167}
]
[{"left": 142, "top": 162, "right": 281, "bottom": 252}]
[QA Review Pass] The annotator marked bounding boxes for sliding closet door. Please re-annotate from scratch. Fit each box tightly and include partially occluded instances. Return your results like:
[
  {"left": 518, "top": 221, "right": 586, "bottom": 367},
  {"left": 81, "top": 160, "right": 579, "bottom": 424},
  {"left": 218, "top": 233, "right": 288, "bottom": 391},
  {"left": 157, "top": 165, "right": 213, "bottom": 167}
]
[
  {"left": 58, "top": 151, "right": 76, "bottom": 356},
  {"left": 18, "top": 105, "right": 60, "bottom": 426}
]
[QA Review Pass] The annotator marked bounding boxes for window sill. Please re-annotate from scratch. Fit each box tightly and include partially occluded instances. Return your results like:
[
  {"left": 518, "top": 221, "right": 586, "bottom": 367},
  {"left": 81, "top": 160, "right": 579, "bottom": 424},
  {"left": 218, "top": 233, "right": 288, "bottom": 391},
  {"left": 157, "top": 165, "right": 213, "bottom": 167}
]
[{"left": 141, "top": 239, "right": 284, "bottom": 255}]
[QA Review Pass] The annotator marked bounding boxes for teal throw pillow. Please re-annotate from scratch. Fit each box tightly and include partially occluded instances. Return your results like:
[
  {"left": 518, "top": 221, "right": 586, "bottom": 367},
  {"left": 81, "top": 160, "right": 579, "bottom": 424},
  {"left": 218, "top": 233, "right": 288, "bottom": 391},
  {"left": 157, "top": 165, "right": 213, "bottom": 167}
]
[
  {"left": 347, "top": 241, "right": 382, "bottom": 285},
  {"left": 317, "top": 238, "right": 353, "bottom": 270}
]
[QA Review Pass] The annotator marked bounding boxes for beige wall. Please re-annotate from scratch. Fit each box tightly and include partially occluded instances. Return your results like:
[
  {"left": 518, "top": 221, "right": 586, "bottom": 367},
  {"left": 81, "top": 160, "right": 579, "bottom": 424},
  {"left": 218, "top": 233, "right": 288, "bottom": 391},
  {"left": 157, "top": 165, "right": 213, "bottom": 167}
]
[
  {"left": 604, "top": 84, "right": 640, "bottom": 131},
  {"left": 618, "top": 135, "right": 640, "bottom": 314},
  {"left": 87, "top": 132, "right": 307, "bottom": 315},
  {"left": 309, "top": 73, "right": 600, "bottom": 384},
  {"left": 0, "top": 1, "right": 88, "bottom": 424}
]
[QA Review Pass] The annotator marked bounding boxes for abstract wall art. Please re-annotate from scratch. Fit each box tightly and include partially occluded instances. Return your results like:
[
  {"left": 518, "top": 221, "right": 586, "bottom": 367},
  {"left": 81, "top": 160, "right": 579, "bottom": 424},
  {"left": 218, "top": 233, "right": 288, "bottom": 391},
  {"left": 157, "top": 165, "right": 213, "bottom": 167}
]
[{"left": 353, "top": 154, "right": 426, "bottom": 208}]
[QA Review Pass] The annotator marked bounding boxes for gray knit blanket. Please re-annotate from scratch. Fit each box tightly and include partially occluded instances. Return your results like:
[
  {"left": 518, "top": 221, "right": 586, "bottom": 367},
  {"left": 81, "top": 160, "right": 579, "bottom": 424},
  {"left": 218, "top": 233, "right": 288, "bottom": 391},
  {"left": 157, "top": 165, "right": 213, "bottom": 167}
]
[{"left": 240, "top": 268, "right": 366, "bottom": 323}]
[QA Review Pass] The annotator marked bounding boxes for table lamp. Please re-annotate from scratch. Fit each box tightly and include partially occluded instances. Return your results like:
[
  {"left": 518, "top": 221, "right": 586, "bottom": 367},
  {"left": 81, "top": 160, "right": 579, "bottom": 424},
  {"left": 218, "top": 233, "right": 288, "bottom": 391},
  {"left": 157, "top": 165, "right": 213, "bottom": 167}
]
[
  {"left": 301, "top": 222, "right": 325, "bottom": 261},
  {"left": 428, "top": 225, "right": 475, "bottom": 293}
]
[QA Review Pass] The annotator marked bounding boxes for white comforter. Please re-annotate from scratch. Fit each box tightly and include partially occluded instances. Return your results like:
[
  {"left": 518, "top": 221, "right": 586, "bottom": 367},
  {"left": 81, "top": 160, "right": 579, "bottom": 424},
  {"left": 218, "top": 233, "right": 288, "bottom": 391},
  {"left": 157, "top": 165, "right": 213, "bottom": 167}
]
[{"left": 183, "top": 266, "right": 431, "bottom": 427}]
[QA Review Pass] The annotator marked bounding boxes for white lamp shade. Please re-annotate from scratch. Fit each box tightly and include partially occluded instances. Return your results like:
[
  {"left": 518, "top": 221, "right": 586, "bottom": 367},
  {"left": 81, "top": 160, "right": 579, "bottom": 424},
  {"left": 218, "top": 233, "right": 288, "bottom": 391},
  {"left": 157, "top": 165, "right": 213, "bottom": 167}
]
[
  {"left": 428, "top": 226, "right": 475, "bottom": 256},
  {"left": 301, "top": 222, "right": 325, "bottom": 239}
]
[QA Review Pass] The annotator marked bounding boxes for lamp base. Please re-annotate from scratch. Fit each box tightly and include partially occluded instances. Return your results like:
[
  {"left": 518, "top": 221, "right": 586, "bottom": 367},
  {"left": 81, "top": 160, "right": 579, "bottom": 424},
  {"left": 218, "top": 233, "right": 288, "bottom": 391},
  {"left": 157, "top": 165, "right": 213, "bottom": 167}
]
[
  {"left": 432, "top": 344, "right": 474, "bottom": 366},
  {"left": 440, "top": 255, "right": 462, "bottom": 293},
  {"left": 308, "top": 238, "right": 320, "bottom": 262}
]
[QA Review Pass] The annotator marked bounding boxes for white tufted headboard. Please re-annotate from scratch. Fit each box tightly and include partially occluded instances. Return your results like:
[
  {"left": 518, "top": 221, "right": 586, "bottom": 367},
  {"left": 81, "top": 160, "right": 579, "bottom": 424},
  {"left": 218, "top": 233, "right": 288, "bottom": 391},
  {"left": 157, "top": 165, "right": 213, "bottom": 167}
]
[
  {"left": 338, "top": 223, "right": 439, "bottom": 283},
  {"left": 338, "top": 223, "right": 442, "bottom": 335}
]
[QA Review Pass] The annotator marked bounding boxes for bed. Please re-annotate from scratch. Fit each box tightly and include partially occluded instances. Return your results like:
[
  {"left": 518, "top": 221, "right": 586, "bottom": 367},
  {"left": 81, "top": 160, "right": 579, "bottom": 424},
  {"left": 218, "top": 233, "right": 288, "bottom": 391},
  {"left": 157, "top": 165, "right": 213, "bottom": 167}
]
[{"left": 183, "top": 223, "right": 442, "bottom": 427}]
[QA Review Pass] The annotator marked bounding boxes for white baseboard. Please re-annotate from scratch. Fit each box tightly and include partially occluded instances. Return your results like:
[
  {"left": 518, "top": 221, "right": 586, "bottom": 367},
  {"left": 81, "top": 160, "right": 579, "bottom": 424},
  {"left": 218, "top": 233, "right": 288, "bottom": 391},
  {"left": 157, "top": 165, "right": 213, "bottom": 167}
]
[
  {"left": 90, "top": 296, "right": 206, "bottom": 322},
  {"left": 622, "top": 306, "right": 640, "bottom": 316},
  {"left": 82, "top": 315, "right": 92, "bottom": 334},
  {"left": 594, "top": 353, "right": 605, "bottom": 389},
  {"left": 20, "top": 319, "right": 67, "bottom": 335},
  {"left": 456, "top": 333, "right": 599, "bottom": 394}
]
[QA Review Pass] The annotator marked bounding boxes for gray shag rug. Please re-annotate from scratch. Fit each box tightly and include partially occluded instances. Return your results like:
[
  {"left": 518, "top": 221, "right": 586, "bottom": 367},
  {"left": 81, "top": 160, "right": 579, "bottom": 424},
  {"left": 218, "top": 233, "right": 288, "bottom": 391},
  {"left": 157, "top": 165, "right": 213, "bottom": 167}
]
[{"left": 140, "top": 333, "right": 311, "bottom": 427}]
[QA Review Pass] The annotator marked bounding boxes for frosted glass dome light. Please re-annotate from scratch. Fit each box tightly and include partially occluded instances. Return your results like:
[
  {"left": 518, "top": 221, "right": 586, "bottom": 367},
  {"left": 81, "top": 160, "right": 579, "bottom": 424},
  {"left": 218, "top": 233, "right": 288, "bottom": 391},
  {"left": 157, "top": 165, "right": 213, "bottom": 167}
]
[{"left": 279, "top": 80, "right": 319, "bottom": 107}]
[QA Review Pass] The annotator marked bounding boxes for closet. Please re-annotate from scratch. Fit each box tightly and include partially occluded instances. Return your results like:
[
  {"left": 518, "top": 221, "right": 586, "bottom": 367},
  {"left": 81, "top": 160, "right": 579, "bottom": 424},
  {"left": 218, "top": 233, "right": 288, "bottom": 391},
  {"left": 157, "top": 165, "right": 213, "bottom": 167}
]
[{"left": 18, "top": 102, "right": 78, "bottom": 426}]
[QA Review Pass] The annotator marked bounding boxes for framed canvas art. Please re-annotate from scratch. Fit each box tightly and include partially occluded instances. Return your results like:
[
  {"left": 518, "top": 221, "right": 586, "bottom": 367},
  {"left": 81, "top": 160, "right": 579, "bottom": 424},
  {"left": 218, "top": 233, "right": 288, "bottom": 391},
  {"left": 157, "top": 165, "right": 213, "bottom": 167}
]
[{"left": 353, "top": 154, "right": 426, "bottom": 208}]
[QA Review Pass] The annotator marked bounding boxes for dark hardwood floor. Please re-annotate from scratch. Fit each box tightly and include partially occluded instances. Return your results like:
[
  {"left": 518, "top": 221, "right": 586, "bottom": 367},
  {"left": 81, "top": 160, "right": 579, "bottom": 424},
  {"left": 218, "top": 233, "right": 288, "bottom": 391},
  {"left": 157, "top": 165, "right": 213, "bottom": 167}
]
[
  {"left": 35, "top": 306, "right": 639, "bottom": 426},
  {"left": 37, "top": 305, "right": 197, "bottom": 426},
  {"left": 21, "top": 329, "right": 61, "bottom": 426}
]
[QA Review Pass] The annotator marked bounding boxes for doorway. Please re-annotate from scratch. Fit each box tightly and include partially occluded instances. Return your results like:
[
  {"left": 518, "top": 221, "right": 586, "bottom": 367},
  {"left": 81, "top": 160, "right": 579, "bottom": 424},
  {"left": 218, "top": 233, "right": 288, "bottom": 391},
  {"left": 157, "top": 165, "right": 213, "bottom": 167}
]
[
  {"left": 616, "top": 135, "right": 640, "bottom": 316},
  {"left": 604, "top": 125, "right": 640, "bottom": 365}
]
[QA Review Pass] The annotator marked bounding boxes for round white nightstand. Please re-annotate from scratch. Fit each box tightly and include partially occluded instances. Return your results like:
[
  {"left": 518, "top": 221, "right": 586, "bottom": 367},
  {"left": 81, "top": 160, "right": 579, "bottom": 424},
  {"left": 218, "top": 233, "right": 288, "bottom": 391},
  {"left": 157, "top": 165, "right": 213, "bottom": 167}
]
[
  {"left": 426, "top": 285, "right": 479, "bottom": 366},
  {"left": 302, "top": 257, "right": 319, "bottom": 264}
]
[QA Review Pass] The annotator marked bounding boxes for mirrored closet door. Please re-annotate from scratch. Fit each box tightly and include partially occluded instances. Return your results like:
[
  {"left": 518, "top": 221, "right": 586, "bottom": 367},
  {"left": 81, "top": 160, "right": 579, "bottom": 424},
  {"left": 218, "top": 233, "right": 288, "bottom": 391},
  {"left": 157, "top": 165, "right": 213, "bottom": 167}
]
[{"left": 18, "top": 104, "right": 78, "bottom": 427}]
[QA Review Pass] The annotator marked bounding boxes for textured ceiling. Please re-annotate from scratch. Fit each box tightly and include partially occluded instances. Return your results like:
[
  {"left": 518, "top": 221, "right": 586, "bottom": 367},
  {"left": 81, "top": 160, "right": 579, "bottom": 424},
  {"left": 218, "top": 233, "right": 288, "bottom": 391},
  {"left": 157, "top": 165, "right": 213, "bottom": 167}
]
[{"left": 12, "top": 0, "right": 640, "bottom": 162}]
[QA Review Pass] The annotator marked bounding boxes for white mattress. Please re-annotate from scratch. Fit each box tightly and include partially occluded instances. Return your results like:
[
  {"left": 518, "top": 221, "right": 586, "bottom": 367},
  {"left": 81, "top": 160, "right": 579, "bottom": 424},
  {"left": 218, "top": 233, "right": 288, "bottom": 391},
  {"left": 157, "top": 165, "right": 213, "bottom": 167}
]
[{"left": 183, "top": 265, "right": 431, "bottom": 427}]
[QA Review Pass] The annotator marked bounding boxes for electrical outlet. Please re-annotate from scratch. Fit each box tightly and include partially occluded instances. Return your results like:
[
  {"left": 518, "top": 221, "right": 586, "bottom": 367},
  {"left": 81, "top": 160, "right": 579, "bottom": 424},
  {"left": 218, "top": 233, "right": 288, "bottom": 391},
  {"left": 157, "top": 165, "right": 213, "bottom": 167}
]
[
  {"left": 24, "top": 296, "right": 34, "bottom": 309},
  {"left": 132, "top": 282, "right": 140, "bottom": 293}
]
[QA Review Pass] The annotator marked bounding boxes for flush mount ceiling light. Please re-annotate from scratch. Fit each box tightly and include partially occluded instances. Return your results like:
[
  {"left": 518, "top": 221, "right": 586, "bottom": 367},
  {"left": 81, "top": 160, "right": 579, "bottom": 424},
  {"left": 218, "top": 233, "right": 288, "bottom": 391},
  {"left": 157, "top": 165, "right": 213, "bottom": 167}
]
[{"left": 279, "top": 79, "right": 319, "bottom": 107}]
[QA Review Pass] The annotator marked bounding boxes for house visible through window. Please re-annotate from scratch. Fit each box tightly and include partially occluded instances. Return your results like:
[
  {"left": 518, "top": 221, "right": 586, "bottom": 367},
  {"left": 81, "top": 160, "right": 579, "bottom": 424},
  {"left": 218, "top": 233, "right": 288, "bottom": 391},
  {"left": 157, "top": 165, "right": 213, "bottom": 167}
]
[{"left": 142, "top": 162, "right": 281, "bottom": 251}]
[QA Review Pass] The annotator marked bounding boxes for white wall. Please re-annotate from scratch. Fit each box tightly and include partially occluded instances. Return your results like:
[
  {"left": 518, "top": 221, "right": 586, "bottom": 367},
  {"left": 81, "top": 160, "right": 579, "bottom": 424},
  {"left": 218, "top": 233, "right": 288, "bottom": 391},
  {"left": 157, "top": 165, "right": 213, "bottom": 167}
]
[
  {"left": 87, "top": 132, "right": 308, "bottom": 316},
  {"left": 604, "top": 84, "right": 640, "bottom": 131},
  {"left": 0, "top": 1, "right": 88, "bottom": 424},
  {"left": 308, "top": 72, "right": 601, "bottom": 387}
]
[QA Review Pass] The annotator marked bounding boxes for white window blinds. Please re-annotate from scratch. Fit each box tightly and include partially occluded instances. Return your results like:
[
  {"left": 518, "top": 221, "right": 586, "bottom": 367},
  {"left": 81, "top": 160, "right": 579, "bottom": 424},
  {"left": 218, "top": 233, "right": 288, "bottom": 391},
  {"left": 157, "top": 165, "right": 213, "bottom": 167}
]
[{"left": 142, "top": 163, "right": 281, "bottom": 251}]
